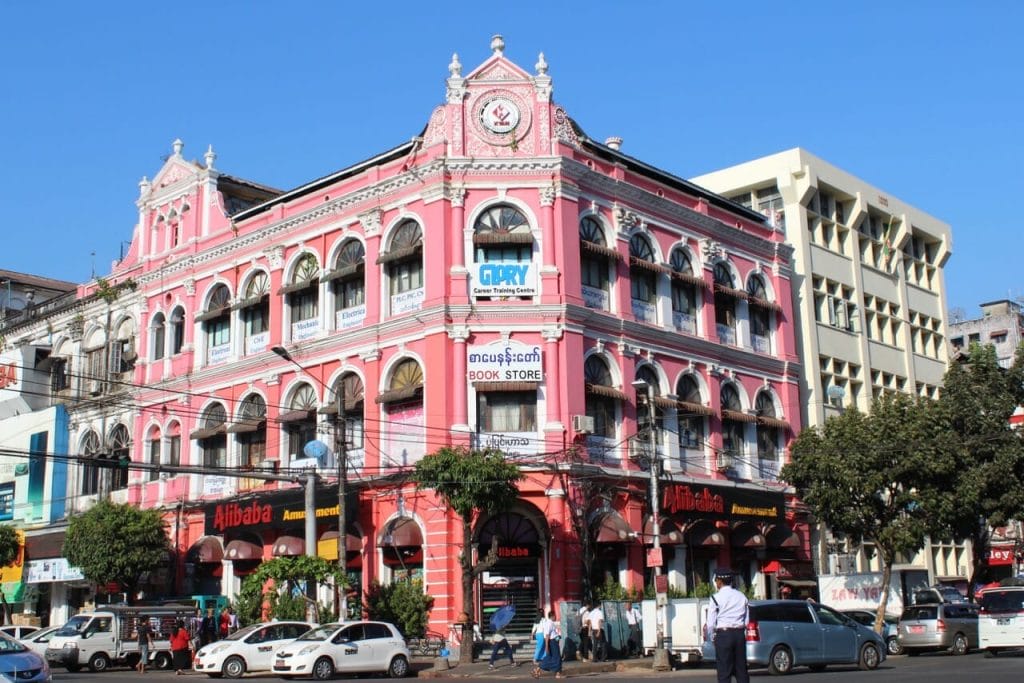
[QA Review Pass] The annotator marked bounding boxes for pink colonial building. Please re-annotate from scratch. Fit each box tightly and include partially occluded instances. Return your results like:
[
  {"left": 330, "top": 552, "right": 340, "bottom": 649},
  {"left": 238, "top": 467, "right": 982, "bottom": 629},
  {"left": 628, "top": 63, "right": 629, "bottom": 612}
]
[{"left": 102, "top": 36, "right": 806, "bottom": 633}]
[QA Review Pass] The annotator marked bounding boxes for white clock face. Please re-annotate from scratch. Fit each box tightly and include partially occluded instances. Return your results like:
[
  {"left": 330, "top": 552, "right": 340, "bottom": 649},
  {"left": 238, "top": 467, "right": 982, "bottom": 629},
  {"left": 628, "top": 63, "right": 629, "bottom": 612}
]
[{"left": 479, "top": 97, "right": 520, "bottom": 134}]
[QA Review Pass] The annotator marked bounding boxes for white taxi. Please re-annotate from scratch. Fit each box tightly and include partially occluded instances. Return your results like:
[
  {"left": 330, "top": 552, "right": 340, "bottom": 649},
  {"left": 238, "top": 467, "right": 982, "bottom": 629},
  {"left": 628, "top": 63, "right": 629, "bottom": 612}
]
[
  {"left": 193, "top": 621, "right": 313, "bottom": 678},
  {"left": 273, "top": 621, "right": 410, "bottom": 679}
]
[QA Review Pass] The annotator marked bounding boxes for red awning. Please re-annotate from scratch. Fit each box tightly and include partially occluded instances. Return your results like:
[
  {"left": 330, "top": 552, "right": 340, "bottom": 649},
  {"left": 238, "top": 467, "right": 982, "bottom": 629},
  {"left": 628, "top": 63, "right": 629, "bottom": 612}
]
[
  {"left": 378, "top": 518, "right": 423, "bottom": 547},
  {"left": 765, "top": 524, "right": 802, "bottom": 549},
  {"left": 731, "top": 524, "right": 766, "bottom": 549},
  {"left": 188, "top": 536, "right": 224, "bottom": 564},
  {"left": 642, "top": 516, "right": 683, "bottom": 545},
  {"left": 224, "top": 539, "right": 263, "bottom": 561},
  {"left": 687, "top": 522, "right": 725, "bottom": 547},
  {"left": 272, "top": 535, "right": 305, "bottom": 557},
  {"left": 593, "top": 511, "right": 634, "bottom": 543},
  {"left": 320, "top": 529, "right": 363, "bottom": 553}
]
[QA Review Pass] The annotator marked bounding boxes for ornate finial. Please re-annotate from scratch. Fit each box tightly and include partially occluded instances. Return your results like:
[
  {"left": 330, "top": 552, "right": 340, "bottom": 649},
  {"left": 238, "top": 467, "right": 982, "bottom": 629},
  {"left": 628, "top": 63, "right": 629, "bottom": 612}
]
[
  {"left": 204, "top": 144, "right": 216, "bottom": 169},
  {"left": 172, "top": 138, "right": 184, "bottom": 156},
  {"left": 448, "top": 52, "right": 462, "bottom": 77},
  {"left": 139, "top": 176, "right": 150, "bottom": 198},
  {"left": 490, "top": 34, "right": 505, "bottom": 56},
  {"left": 536, "top": 52, "right": 548, "bottom": 75}
]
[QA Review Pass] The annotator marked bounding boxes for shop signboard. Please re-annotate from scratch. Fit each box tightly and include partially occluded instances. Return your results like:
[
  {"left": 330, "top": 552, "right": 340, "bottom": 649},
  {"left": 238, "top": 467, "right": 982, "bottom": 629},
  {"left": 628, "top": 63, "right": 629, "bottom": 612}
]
[
  {"left": 391, "top": 287, "right": 424, "bottom": 314},
  {"left": 466, "top": 341, "right": 543, "bottom": 382},
  {"left": 470, "top": 262, "right": 538, "bottom": 298},
  {"left": 661, "top": 482, "right": 785, "bottom": 522},
  {"left": 25, "top": 557, "right": 84, "bottom": 584}
]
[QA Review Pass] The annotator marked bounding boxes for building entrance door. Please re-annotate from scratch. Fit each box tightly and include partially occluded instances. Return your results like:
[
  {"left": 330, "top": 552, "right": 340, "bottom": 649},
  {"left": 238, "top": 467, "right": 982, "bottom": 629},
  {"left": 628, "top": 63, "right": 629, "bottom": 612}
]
[{"left": 477, "top": 512, "right": 545, "bottom": 636}]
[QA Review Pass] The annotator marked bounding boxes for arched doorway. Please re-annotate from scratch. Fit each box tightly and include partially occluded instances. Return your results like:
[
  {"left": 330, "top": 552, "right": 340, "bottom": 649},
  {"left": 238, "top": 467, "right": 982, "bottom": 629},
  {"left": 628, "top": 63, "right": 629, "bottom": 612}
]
[{"left": 476, "top": 510, "right": 547, "bottom": 636}]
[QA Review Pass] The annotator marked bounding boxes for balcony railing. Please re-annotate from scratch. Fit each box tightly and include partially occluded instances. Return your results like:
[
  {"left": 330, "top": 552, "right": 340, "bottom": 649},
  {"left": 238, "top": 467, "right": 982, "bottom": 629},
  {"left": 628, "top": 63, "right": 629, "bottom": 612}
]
[
  {"left": 717, "top": 323, "right": 736, "bottom": 346},
  {"left": 632, "top": 299, "right": 657, "bottom": 323},
  {"left": 673, "top": 311, "right": 696, "bottom": 334}
]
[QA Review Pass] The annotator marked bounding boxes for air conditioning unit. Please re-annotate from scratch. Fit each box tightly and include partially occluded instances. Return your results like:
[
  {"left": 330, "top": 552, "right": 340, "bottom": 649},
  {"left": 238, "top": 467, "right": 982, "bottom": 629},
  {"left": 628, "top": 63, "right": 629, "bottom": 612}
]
[
  {"left": 628, "top": 438, "right": 646, "bottom": 461},
  {"left": 571, "top": 415, "right": 594, "bottom": 434},
  {"left": 829, "top": 552, "right": 857, "bottom": 574},
  {"left": 88, "top": 380, "right": 103, "bottom": 396},
  {"left": 716, "top": 454, "right": 734, "bottom": 472}
]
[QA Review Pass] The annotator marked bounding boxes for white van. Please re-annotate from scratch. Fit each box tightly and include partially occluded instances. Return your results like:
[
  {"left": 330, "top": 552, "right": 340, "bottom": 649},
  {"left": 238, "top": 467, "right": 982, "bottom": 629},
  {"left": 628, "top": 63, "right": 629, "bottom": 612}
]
[
  {"left": 45, "top": 604, "right": 194, "bottom": 672},
  {"left": 978, "top": 585, "right": 1024, "bottom": 656}
]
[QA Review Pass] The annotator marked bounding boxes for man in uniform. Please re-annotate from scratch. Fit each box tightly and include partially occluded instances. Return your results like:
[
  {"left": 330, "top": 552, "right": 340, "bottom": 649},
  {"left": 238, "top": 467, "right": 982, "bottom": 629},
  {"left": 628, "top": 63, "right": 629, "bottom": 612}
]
[{"left": 705, "top": 569, "right": 749, "bottom": 683}]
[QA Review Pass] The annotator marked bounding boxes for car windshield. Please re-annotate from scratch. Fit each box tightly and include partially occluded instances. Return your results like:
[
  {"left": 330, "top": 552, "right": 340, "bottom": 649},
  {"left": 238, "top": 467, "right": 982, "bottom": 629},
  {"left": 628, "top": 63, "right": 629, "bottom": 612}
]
[
  {"left": 224, "top": 624, "right": 261, "bottom": 641},
  {"left": 902, "top": 606, "right": 938, "bottom": 620},
  {"left": 56, "top": 616, "right": 90, "bottom": 636},
  {"left": 981, "top": 590, "right": 1024, "bottom": 613},
  {"left": 296, "top": 624, "right": 340, "bottom": 642},
  {"left": 0, "top": 634, "right": 27, "bottom": 653}
]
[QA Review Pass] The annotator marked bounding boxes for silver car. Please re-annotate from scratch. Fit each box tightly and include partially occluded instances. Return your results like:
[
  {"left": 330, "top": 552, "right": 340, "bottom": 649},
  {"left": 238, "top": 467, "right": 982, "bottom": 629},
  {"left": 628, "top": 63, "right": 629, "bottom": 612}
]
[
  {"left": 743, "top": 600, "right": 885, "bottom": 675},
  {"left": 897, "top": 602, "right": 979, "bottom": 655}
]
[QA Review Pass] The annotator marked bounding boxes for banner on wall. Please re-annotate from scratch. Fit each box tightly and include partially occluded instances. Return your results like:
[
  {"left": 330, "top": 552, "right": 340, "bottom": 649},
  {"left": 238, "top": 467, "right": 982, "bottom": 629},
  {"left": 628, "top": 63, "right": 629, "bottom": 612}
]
[
  {"left": 470, "top": 263, "right": 538, "bottom": 298},
  {"left": 466, "top": 342, "right": 543, "bottom": 382}
]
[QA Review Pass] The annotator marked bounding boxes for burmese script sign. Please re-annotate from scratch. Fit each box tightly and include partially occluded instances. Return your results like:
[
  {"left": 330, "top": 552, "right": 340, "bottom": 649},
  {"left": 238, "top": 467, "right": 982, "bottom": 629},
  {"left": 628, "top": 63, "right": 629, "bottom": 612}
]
[
  {"left": 661, "top": 482, "right": 784, "bottom": 521},
  {"left": 466, "top": 342, "right": 543, "bottom": 382}
]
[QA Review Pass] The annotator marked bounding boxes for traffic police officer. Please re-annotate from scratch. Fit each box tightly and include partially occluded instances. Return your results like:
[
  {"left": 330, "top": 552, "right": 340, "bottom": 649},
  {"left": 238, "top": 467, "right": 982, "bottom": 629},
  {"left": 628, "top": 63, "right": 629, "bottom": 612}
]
[{"left": 705, "top": 569, "right": 749, "bottom": 683}]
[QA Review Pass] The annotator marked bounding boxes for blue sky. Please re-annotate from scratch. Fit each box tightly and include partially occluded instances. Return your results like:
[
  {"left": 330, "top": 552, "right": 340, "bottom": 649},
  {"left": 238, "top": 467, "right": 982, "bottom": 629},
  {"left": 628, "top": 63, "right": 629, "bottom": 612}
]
[{"left": 1, "top": 1, "right": 1018, "bottom": 316}]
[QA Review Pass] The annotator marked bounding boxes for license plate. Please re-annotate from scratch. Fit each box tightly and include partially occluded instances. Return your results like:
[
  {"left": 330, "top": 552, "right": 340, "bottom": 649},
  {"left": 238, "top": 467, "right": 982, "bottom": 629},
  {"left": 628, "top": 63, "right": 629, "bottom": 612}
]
[
  {"left": 997, "top": 618, "right": 1012, "bottom": 626},
  {"left": 909, "top": 625, "right": 925, "bottom": 634}
]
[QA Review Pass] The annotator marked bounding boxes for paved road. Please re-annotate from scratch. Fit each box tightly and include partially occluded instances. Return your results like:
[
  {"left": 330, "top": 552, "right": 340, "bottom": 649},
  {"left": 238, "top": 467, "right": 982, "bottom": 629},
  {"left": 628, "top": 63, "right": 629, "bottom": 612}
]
[{"left": 45, "top": 649, "right": 1024, "bottom": 681}]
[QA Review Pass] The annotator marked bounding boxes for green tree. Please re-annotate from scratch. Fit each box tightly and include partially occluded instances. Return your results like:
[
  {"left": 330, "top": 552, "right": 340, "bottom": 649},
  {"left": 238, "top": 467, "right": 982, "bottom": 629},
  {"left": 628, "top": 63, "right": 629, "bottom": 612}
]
[
  {"left": 0, "top": 526, "right": 19, "bottom": 569},
  {"left": 928, "top": 343, "right": 1024, "bottom": 588},
  {"left": 62, "top": 500, "right": 169, "bottom": 600},
  {"left": 364, "top": 579, "right": 434, "bottom": 637},
  {"left": 412, "top": 446, "right": 522, "bottom": 663},
  {"left": 235, "top": 556, "right": 345, "bottom": 625},
  {"left": 781, "top": 393, "right": 941, "bottom": 629}
]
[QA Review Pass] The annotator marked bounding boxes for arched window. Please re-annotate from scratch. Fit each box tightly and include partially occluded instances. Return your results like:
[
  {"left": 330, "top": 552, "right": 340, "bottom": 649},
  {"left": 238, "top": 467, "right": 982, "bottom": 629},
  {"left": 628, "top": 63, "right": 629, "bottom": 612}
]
[
  {"left": 146, "top": 426, "right": 161, "bottom": 482},
  {"left": 377, "top": 359, "right": 426, "bottom": 466},
  {"left": 629, "top": 234, "right": 659, "bottom": 322},
  {"left": 337, "top": 373, "right": 365, "bottom": 453},
  {"left": 328, "top": 240, "right": 366, "bottom": 329},
  {"left": 584, "top": 356, "right": 622, "bottom": 439},
  {"left": 151, "top": 313, "right": 166, "bottom": 361},
  {"left": 239, "top": 272, "right": 270, "bottom": 354},
  {"left": 633, "top": 365, "right": 662, "bottom": 439},
  {"left": 720, "top": 384, "right": 754, "bottom": 471},
  {"left": 281, "top": 385, "right": 318, "bottom": 463},
  {"left": 170, "top": 306, "right": 186, "bottom": 355},
  {"left": 80, "top": 431, "right": 101, "bottom": 496},
  {"left": 233, "top": 395, "right": 268, "bottom": 478},
  {"left": 282, "top": 254, "right": 320, "bottom": 340},
  {"left": 108, "top": 424, "right": 131, "bottom": 490},
  {"left": 746, "top": 275, "right": 776, "bottom": 353},
  {"left": 579, "top": 217, "right": 618, "bottom": 310},
  {"left": 676, "top": 375, "right": 710, "bottom": 451},
  {"left": 713, "top": 262, "right": 744, "bottom": 345},
  {"left": 670, "top": 249, "right": 700, "bottom": 334},
  {"left": 167, "top": 421, "right": 181, "bottom": 467},
  {"left": 378, "top": 220, "right": 424, "bottom": 314},
  {"left": 755, "top": 391, "right": 787, "bottom": 479},
  {"left": 200, "top": 284, "right": 232, "bottom": 363},
  {"left": 192, "top": 403, "right": 228, "bottom": 469},
  {"left": 472, "top": 205, "right": 533, "bottom": 301}
]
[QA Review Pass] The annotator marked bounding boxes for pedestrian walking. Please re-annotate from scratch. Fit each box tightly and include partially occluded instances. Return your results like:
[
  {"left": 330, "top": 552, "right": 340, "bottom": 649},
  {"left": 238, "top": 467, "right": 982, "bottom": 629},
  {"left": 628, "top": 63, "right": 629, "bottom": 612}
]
[
  {"left": 586, "top": 601, "right": 606, "bottom": 662},
  {"left": 531, "top": 608, "right": 548, "bottom": 667},
  {"left": 200, "top": 607, "right": 218, "bottom": 646},
  {"left": 134, "top": 616, "right": 155, "bottom": 674},
  {"left": 624, "top": 600, "right": 642, "bottom": 657},
  {"left": 170, "top": 619, "right": 192, "bottom": 675},
  {"left": 487, "top": 628, "right": 516, "bottom": 669},
  {"left": 532, "top": 609, "right": 565, "bottom": 679},
  {"left": 705, "top": 569, "right": 750, "bottom": 683},
  {"left": 576, "top": 603, "right": 590, "bottom": 661}
]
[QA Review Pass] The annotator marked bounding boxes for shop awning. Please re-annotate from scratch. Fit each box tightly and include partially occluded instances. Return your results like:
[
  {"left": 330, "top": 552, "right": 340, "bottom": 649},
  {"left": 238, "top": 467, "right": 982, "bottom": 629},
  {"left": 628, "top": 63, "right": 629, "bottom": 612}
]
[
  {"left": 593, "top": 511, "right": 634, "bottom": 543},
  {"left": 272, "top": 535, "right": 305, "bottom": 557},
  {"left": 375, "top": 386, "right": 423, "bottom": 405},
  {"left": 731, "top": 524, "right": 766, "bottom": 549},
  {"left": 378, "top": 517, "right": 423, "bottom": 547},
  {"left": 25, "top": 531, "right": 65, "bottom": 560},
  {"left": 224, "top": 539, "right": 263, "bottom": 561},
  {"left": 687, "top": 523, "right": 725, "bottom": 547},
  {"left": 188, "top": 536, "right": 224, "bottom": 564},
  {"left": 778, "top": 579, "right": 818, "bottom": 588},
  {"left": 765, "top": 524, "right": 802, "bottom": 549},
  {"left": 190, "top": 424, "right": 227, "bottom": 440},
  {"left": 642, "top": 516, "right": 683, "bottom": 545},
  {"left": 278, "top": 409, "right": 316, "bottom": 423},
  {"left": 226, "top": 417, "right": 266, "bottom": 434},
  {"left": 585, "top": 383, "right": 628, "bottom": 401},
  {"left": 318, "top": 530, "right": 363, "bottom": 558}
]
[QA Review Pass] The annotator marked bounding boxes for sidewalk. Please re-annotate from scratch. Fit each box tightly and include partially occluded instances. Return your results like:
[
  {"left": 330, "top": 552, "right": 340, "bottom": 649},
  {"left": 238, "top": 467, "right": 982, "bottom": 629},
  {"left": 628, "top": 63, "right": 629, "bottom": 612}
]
[{"left": 416, "top": 656, "right": 656, "bottom": 678}]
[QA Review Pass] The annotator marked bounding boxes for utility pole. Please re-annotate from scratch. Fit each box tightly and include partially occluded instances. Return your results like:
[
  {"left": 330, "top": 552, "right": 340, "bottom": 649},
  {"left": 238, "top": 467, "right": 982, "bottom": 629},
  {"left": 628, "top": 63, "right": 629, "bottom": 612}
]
[
  {"left": 632, "top": 379, "right": 670, "bottom": 671},
  {"left": 336, "top": 405, "right": 348, "bottom": 619}
]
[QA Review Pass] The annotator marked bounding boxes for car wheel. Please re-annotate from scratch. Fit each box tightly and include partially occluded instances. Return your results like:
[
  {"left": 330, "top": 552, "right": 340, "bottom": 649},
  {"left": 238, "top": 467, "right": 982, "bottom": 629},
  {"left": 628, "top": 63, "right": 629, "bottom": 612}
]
[
  {"left": 88, "top": 652, "right": 110, "bottom": 673},
  {"left": 768, "top": 645, "right": 793, "bottom": 675},
  {"left": 388, "top": 654, "right": 409, "bottom": 678},
  {"left": 223, "top": 655, "right": 247, "bottom": 678},
  {"left": 859, "top": 642, "right": 881, "bottom": 670},
  {"left": 887, "top": 637, "right": 904, "bottom": 656},
  {"left": 154, "top": 651, "right": 174, "bottom": 670},
  {"left": 312, "top": 656, "right": 335, "bottom": 681},
  {"left": 950, "top": 633, "right": 969, "bottom": 656}
]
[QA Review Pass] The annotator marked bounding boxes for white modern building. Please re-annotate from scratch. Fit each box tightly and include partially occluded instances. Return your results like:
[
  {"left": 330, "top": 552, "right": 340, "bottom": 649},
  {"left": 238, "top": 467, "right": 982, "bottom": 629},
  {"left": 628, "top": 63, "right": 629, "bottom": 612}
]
[{"left": 693, "top": 149, "right": 968, "bottom": 585}]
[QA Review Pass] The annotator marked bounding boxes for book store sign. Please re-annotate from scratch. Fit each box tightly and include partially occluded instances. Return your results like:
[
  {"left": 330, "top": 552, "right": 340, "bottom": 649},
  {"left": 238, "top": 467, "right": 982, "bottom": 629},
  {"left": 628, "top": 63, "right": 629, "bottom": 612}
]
[{"left": 467, "top": 342, "right": 543, "bottom": 382}]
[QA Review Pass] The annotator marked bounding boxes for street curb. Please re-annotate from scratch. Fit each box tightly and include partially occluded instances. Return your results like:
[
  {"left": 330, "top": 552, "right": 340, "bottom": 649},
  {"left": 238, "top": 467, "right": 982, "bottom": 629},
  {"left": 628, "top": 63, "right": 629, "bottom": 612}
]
[{"left": 416, "top": 660, "right": 651, "bottom": 678}]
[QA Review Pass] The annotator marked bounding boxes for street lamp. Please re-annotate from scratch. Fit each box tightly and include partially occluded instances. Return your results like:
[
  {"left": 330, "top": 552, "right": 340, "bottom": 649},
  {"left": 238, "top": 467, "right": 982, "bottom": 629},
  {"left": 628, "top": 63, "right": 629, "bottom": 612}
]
[{"left": 631, "top": 379, "right": 670, "bottom": 671}]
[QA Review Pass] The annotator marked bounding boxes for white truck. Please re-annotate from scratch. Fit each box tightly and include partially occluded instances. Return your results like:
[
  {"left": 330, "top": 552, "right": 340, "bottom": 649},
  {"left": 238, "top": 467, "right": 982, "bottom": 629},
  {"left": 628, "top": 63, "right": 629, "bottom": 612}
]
[
  {"left": 817, "top": 567, "right": 931, "bottom": 618},
  {"left": 641, "top": 598, "right": 713, "bottom": 664},
  {"left": 44, "top": 604, "right": 194, "bottom": 673}
]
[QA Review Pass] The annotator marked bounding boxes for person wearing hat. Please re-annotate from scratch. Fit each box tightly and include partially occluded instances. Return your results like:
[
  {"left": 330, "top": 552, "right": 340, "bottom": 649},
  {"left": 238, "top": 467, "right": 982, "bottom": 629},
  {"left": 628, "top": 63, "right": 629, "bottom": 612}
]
[{"left": 705, "top": 569, "right": 749, "bottom": 683}]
